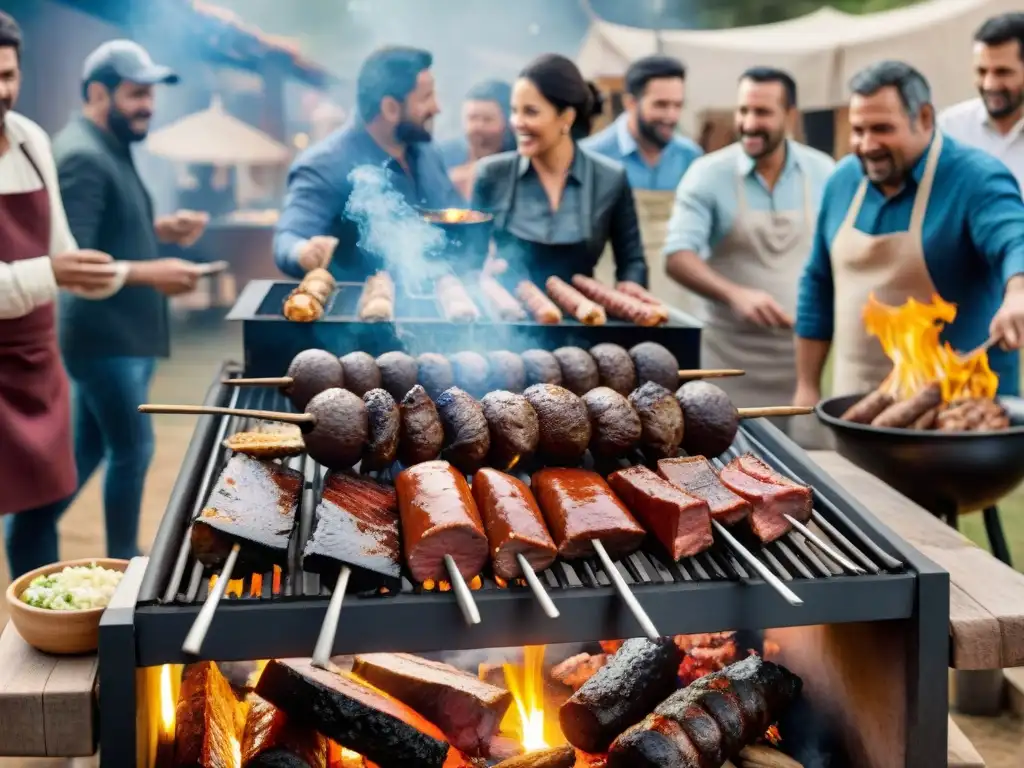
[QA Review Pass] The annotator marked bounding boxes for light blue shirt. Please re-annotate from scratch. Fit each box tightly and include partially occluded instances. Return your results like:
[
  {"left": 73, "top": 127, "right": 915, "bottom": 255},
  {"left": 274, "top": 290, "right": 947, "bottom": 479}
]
[
  {"left": 663, "top": 140, "right": 836, "bottom": 258},
  {"left": 582, "top": 114, "right": 702, "bottom": 192}
]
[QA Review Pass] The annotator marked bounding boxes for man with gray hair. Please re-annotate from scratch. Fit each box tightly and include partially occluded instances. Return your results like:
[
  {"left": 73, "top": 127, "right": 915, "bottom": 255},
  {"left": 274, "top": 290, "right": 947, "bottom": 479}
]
[{"left": 794, "top": 60, "right": 1024, "bottom": 409}]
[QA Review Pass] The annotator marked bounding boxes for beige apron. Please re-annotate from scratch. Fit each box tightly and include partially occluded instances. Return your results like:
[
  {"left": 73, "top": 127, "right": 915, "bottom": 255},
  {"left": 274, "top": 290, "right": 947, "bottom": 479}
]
[{"left": 830, "top": 132, "right": 943, "bottom": 395}]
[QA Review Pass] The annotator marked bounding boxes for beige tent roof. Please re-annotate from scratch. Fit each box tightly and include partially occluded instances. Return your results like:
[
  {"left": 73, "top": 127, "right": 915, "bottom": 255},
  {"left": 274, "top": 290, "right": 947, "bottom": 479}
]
[
  {"left": 577, "top": 0, "right": 1020, "bottom": 112},
  {"left": 145, "top": 96, "right": 291, "bottom": 165}
]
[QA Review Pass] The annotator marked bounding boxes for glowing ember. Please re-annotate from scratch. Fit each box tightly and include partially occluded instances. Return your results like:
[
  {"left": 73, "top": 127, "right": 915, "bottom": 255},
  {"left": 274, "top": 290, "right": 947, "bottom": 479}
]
[
  {"left": 502, "top": 646, "right": 550, "bottom": 752},
  {"left": 159, "top": 664, "right": 174, "bottom": 732},
  {"left": 229, "top": 736, "right": 242, "bottom": 768},
  {"left": 863, "top": 293, "right": 998, "bottom": 403},
  {"left": 765, "top": 724, "right": 782, "bottom": 745},
  {"left": 421, "top": 576, "right": 484, "bottom": 592}
]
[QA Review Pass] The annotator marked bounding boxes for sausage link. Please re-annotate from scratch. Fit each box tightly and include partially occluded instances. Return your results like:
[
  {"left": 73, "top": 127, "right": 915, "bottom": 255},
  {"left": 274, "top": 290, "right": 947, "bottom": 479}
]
[
  {"left": 436, "top": 275, "right": 481, "bottom": 322},
  {"left": 545, "top": 276, "right": 607, "bottom": 326},
  {"left": 840, "top": 389, "right": 894, "bottom": 423},
  {"left": 471, "top": 468, "right": 557, "bottom": 580},
  {"left": 615, "top": 281, "right": 667, "bottom": 309},
  {"left": 910, "top": 406, "right": 939, "bottom": 430},
  {"left": 358, "top": 271, "right": 395, "bottom": 321},
  {"left": 480, "top": 275, "right": 526, "bottom": 321},
  {"left": 870, "top": 384, "right": 942, "bottom": 428},
  {"left": 516, "top": 280, "right": 563, "bottom": 324},
  {"left": 571, "top": 275, "right": 667, "bottom": 327}
]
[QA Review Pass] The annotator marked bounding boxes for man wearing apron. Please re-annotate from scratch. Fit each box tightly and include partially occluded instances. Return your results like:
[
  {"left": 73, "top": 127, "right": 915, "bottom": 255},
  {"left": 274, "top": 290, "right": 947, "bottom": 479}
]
[
  {"left": 795, "top": 61, "right": 1024, "bottom": 409},
  {"left": 662, "top": 67, "right": 835, "bottom": 438},
  {"left": 0, "top": 12, "right": 123, "bottom": 578},
  {"left": 582, "top": 55, "right": 701, "bottom": 308}
]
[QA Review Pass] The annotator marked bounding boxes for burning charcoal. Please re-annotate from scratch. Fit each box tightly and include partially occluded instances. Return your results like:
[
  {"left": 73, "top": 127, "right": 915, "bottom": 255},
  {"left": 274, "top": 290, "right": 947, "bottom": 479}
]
[
  {"left": 352, "top": 652, "right": 512, "bottom": 757},
  {"left": 174, "top": 662, "right": 241, "bottom": 768},
  {"left": 241, "top": 695, "right": 329, "bottom": 768}
]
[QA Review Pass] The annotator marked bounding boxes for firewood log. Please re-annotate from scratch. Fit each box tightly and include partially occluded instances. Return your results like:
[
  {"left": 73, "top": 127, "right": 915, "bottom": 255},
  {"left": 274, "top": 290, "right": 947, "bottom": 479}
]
[{"left": 492, "top": 745, "right": 576, "bottom": 768}]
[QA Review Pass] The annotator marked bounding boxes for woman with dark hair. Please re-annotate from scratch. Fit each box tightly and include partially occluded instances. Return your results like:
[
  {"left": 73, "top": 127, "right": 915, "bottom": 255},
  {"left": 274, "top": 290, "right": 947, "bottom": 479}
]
[{"left": 470, "top": 54, "right": 647, "bottom": 290}]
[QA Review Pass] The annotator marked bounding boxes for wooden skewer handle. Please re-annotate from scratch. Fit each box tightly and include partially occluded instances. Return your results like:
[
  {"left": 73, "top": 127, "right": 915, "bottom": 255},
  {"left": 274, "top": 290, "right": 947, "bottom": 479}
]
[
  {"left": 738, "top": 406, "right": 813, "bottom": 419},
  {"left": 678, "top": 368, "right": 745, "bottom": 380},
  {"left": 222, "top": 377, "right": 293, "bottom": 387},
  {"left": 138, "top": 403, "right": 314, "bottom": 425}
]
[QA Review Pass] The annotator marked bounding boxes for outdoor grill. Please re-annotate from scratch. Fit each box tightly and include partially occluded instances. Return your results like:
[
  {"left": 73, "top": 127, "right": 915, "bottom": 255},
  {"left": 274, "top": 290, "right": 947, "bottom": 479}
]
[{"left": 98, "top": 359, "right": 950, "bottom": 768}]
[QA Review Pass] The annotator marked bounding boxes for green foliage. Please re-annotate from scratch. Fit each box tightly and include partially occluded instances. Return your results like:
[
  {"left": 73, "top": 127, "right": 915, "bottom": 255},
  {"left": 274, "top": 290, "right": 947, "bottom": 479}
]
[{"left": 690, "top": 0, "right": 921, "bottom": 28}]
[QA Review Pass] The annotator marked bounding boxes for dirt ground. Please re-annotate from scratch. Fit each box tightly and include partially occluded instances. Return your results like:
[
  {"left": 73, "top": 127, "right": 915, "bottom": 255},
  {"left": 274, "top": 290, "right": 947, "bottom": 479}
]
[{"left": 0, "top": 321, "right": 1021, "bottom": 767}]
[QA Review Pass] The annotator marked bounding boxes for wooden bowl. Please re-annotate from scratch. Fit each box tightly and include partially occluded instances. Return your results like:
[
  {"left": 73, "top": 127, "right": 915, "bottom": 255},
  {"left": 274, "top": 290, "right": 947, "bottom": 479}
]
[{"left": 5, "top": 558, "right": 130, "bottom": 655}]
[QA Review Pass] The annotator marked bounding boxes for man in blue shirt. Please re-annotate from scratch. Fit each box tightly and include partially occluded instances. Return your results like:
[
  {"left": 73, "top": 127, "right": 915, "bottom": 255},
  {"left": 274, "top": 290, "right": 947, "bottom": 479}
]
[
  {"left": 794, "top": 61, "right": 1024, "bottom": 407},
  {"left": 274, "top": 46, "right": 462, "bottom": 281}
]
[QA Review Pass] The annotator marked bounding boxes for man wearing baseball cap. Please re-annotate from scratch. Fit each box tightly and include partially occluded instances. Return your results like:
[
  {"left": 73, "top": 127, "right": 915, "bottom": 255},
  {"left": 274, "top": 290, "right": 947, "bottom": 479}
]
[{"left": 42, "top": 40, "right": 209, "bottom": 565}]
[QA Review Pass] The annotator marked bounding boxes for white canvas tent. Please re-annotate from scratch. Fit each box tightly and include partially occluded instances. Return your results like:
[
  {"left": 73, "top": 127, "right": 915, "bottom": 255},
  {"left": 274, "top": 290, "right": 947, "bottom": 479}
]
[{"left": 577, "top": 0, "right": 1021, "bottom": 114}]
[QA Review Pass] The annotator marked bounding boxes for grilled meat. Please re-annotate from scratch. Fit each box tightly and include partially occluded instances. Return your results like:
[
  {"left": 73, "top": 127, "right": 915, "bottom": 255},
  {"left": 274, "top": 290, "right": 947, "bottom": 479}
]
[
  {"left": 416, "top": 353, "right": 455, "bottom": 401},
  {"left": 174, "top": 662, "right": 240, "bottom": 768},
  {"left": 871, "top": 383, "right": 942, "bottom": 428},
  {"left": 191, "top": 455, "right": 302, "bottom": 572},
  {"left": 675, "top": 380, "right": 739, "bottom": 458},
  {"left": 608, "top": 655, "right": 802, "bottom": 768},
  {"left": 629, "top": 342, "right": 679, "bottom": 392},
  {"left": 437, "top": 275, "right": 481, "bottom": 323},
  {"left": 471, "top": 468, "right": 557, "bottom": 579},
  {"left": 545, "top": 276, "right": 606, "bottom": 325},
  {"left": 304, "top": 388, "right": 368, "bottom": 470},
  {"left": 629, "top": 382, "right": 684, "bottom": 461},
  {"left": 841, "top": 389, "right": 895, "bottom": 424},
  {"left": 532, "top": 467, "right": 645, "bottom": 560},
  {"left": 283, "top": 349, "right": 344, "bottom": 410},
  {"left": 588, "top": 343, "right": 637, "bottom": 396},
  {"left": 255, "top": 659, "right": 449, "bottom": 768},
  {"left": 560, "top": 638, "right": 683, "bottom": 753},
  {"left": 582, "top": 387, "right": 642, "bottom": 459},
  {"left": 436, "top": 387, "right": 491, "bottom": 473},
  {"left": 480, "top": 391, "right": 539, "bottom": 471},
  {"left": 340, "top": 352, "right": 383, "bottom": 397},
  {"left": 302, "top": 472, "right": 401, "bottom": 592},
  {"left": 658, "top": 456, "right": 751, "bottom": 525},
  {"left": 516, "top": 279, "right": 563, "bottom": 324},
  {"left": 352, "top": 652, "right": 512, "bottom": 757},
  {"left": 399, "top": 385, "right": 445, "bottom": 466},
  {"left": 241, "top": 695, "right": 328, "bottom": 768},
  {"left": 362, "top": 389, "right": 400, "bottom": 471},
  {"left": 719, "top": 456, "right": 813, "bottom": 543},
  {"left": 282, "top": 291, "right": 323, "bottom": 323},
  {"left": 377, "top": 351, "right": 419, "bottom": 401},
  {"left": 521, "top": 349, "right": 563, "bottom": 387},
  {"left": 480, "top": 275, "right": 526, "bottom": 321},
  {"left": 223, "top": 426, "right": 304, "bottom": 460},
  {"left": 486, "top": 350, "right": 527, "bottom": 393},
  {"left": 357, "top": 271, "right": 395, "bottom": 322},
  {"left": 449, "top": 352, "right": 491, "bottom": 398},
  {"left": 550, "top": 653, "right": 608, "bottom": 691},
  {"left": 523, "top": 384, "right": 592, "bottom": 465},
  {"left": 607, "top": 465, "right": 713, "bottom": 560},
  {"left": 396, "top": 460, "right": 489, "bottom": 582},
  {"left": 553, "top": 346, "right": 600, "bottom": 396}
]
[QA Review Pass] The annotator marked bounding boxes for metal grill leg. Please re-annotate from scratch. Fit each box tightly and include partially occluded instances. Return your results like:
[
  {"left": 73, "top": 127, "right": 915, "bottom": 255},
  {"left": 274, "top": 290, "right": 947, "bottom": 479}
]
[{"left": 983, "top": 506, "right": 1012, "bottom": 565}]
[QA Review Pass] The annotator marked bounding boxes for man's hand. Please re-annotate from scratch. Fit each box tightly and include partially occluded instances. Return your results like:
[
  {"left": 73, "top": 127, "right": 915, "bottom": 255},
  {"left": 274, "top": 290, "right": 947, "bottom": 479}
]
[
  {"left": 155, "top": 210, "right": 210, "bottom": 246},
  {"left": 793, "top": 382, "right": 822, "bottom": 409},
  {"left": 130, "top": 258, "right": 204, "bottom": 296},
  {"left": 51, "top": 249, "right": 118, "bottom": 291},
  {"left": 728, "top": 287, "right": 793, "bottom": 328},
  {"left": 297, "top": 236, "right": 339, "bottom": 273},
  {"left": 990, "top": 276, "right": 1024, "bottom": 350}
]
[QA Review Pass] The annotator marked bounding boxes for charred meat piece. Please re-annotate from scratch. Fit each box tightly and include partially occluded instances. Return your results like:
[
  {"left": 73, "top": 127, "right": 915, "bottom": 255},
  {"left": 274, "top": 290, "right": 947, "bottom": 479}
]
[
  {"left": 532, "top": 467, "right": 645, "bottom": 560},
  {"left": 436, "top": 387, "right": 491, "bottom": 473},
  {"left": 719, "top": 456, "right": 812, "bottom": 543},
  {"left": 675, "top": 380, "right": 739, "bottom": 458},
  {"left": 396, "top": 460, "right": 489, "bottom": 582},
  {"left": 589, "top": 343, "right": 637, "bottom": 396},
  {"left": 523, "top": 384, "right": 592, "bottom": 465},
  {"left": 416, "top": 353, "right": 455, "bottom": 400},
  {"left": 377, "top": 351, "right": 420, "bottom": 401},
  {"left": 553, "top": 346, "right": 600, "bottom": 396},
  {"left": 486, "top": 350, "right": 527, "bottom": 393},
  {"left": 302, "top": 472, "right": 401, "bottom": 592},
  {"left": 582, "top": 387, "right": 642, "bottom": 459},
  {"left": 399, "top": 385, "right": 446, "bottom": 466},
  {"left": 352, "top": 652, "right": 512, "bottom": 757},
  {"left": 191, "top": 455, "right": 302, "bottom": 572},
  {"left": 174, "top": 661, "right": 240, "bottom": 768},
  {"left": 629, "top": 382, "right": 684, "bottom": 461},
  {"left": 521, "top": 349, "right": 563, "bottom": 387},
  {"left": 283, "top": 349, "right": 344, "bottom": 410},
  {"left": 362, "top": 388, "right": 400, "bottom": 471},
  {"left": 550, "top": 653, "right": 608, "bottom": 691},
  {"left": 340, "top": 352, "right": 382, "bottom": 397},
  {"left": 560, "top": 638, "right": 683, "bottom": 753},
  {"left": 304, "top": 388, "right": 369, "bottom": 470},
  {"left": 480, "top": 391, "right": 539, "bottom": 471},
  {"left": 658, "top": 456, "right": 750, "bottom": 525},
  {"left": 629, "top": 342, "right": 679, "bottom": 392},
  {"left": 255, "top": 659, "right": 449, "bottom": 768},
  {"left": 449, "top": 352, "right": 491, "bottom": 398},
  {"left": 608, "top": 655, "right": 802, "bottom": 768},
  {"left": 241, "top": 695, "right": 329, "bottom": 768},
  {"left": 608, "top": 465, "right": 713, "bottom": 560},
  {"left": 472, "top": 468, "right": 557, "bottom": 579}
]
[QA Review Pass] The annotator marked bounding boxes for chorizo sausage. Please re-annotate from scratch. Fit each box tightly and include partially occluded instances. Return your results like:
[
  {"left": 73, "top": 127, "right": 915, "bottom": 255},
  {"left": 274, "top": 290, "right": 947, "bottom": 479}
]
[
  {"left": 870, "top": 384, "right": 942, "bottom": 428},
  {"left": 570, "top": 274, "right": 667, "bottom": 327},
  {"left": 396, "top": 460, "right": 488, "bottom": 582},
  {"left": 545, "top": 276, "right": 606, "bottom": 326},
  {"left": 471, "top": 468, "right": 557, "bottom": 579},
  {"left": 516, "top": 280, "right": 563, "bottom": 324},
  {"left": 480, "top": 275, "right": 526, "bottom": 321},
  {"left": 615, "top": 281, "right": 668, "bottom": 309},
  {"left": 840, "top": 389, "right": 895, "bottom": 423}
]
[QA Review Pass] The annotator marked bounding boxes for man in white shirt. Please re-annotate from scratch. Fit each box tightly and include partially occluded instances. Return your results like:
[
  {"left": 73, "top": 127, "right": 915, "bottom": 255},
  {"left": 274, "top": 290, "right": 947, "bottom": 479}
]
[
  {"left": 939, "top": 13, "right": 1024, "bottom": 191},
  {"left": 0, "top": 11, "right": 124, "bottom": 577}
]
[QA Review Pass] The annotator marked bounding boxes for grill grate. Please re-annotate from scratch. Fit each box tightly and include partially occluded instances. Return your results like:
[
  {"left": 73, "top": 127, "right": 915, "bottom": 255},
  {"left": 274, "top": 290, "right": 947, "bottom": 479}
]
[{"left": 157, "top": 384, "right": 903, "bottom": 608}]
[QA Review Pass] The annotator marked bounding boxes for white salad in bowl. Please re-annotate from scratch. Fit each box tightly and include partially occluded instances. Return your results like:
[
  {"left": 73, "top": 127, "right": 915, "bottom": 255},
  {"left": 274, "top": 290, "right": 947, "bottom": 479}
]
[{"left": 19, "top": 562, "right": 125, "bottom": 611}]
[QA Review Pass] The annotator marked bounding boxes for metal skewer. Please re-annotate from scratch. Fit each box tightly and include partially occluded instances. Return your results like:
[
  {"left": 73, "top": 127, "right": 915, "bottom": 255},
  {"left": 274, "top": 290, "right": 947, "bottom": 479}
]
[
  {"left": 712, "top": 521, "right": 803, "bottom": 606},
  {"left": 783, "top": 515, "right": 864, "bottom": 573},
  {"left": 182, "top": 543, "right": 240, "bottom": 656},
  {"left": 311, "top": 566, "right": 351, "bottom": 670},
  {"left": 516, "top": 553, "right": 559, "bottom": 618},
  {"left": 443, "top": 555, "right": 481, "bottom": 626},
  {"left": 591, "top": 539, "right": 659, "bottom": 639}
]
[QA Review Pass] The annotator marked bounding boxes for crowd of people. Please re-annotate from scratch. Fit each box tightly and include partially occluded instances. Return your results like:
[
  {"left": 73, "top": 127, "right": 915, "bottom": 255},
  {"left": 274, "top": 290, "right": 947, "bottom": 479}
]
[{"left": 1, "top": 8, "right": 1024, "bottom": 578}]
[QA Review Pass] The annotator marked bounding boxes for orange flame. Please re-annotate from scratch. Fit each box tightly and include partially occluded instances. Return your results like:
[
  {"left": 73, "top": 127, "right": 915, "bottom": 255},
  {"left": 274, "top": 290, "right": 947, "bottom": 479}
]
[
  {"left": 863, "top": 293, "right": 998, "bottom": 402},
  {"left": 500, "top": 646, "right": 551, "bottom": 752},
  {"left": 765, "top": 724, "right": 782, "bottom": 745}
]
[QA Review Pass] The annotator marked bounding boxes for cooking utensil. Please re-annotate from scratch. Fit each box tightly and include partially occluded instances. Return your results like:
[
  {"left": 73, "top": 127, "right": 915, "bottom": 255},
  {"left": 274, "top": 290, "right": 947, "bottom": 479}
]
[{"left": 420, "top": 208, "right": 494, "bottom": 273}]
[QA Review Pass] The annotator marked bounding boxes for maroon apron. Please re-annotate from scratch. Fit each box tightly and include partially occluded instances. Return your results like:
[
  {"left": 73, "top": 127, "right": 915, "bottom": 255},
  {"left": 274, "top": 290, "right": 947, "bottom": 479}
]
[{"left": 0, "top": 143, "right": 76, "bottom": 515}]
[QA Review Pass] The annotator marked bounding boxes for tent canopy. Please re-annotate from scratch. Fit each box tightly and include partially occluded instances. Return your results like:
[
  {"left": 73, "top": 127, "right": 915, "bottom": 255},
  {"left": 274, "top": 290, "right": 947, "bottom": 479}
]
[{"left": 577, "top": 0, "right": 1019, "bottom": 112}]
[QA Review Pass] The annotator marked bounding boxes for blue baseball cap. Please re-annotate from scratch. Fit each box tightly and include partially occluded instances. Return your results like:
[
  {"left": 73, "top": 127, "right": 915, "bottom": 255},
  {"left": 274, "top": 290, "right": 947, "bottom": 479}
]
[{"left": 82, "top": 40, "right": 179, "bottom": 87}]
